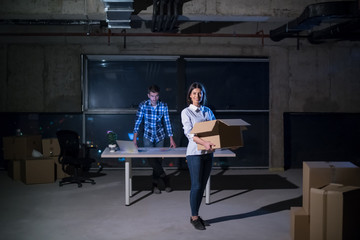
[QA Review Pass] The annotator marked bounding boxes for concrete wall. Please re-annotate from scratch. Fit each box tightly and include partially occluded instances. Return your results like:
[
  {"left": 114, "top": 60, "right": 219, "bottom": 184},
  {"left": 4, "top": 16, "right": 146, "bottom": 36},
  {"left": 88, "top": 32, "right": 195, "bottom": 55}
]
[{"left": 1, "top": 0, "right": 360, "bottom": 169}]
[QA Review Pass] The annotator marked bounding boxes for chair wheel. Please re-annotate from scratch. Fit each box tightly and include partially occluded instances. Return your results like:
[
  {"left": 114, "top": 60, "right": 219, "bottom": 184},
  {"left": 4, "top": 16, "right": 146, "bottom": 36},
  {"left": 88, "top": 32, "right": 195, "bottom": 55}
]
[
  {"left": 78, "top": 183, "right": 82, "bottom": 188},
  {"left": 91, "top": 182, "right": 96, "bottom": 185}
]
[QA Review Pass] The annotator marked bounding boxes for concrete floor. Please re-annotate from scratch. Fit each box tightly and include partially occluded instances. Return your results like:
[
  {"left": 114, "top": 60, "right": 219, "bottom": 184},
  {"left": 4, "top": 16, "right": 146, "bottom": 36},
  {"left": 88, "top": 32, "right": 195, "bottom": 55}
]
[{"left": 0, "top": 168, "right": 302, "bottom": 240}]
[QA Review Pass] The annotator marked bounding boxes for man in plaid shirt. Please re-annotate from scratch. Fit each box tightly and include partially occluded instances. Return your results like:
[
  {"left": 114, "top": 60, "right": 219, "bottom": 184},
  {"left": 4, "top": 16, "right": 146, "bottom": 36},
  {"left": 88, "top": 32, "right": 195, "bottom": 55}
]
[{"left": 133, "top": 85, "right": 176, "bottom": 194}]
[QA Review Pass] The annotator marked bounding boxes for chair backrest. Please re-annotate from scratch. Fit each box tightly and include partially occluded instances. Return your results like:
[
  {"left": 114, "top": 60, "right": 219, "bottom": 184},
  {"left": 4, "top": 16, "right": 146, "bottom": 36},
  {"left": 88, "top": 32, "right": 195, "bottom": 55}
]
[{"left": 56, "top": 130, "right": 80, "bottom": 159}]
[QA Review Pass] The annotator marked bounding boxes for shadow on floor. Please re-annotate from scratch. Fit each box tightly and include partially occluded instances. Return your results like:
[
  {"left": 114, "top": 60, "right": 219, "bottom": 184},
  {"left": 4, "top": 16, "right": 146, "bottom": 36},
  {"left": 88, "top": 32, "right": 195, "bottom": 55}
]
[
  {"left": 132, "top": 170, "right": 299, "bottom": 191},
  {"left": 206, "top": 195, "right": 302, "bottom": 224},
  {"left": 130, "top": 170, "right": 300, "bottom": 205},
  {"left": 85, "top": 172, "right": 107, "bottom": 178}
]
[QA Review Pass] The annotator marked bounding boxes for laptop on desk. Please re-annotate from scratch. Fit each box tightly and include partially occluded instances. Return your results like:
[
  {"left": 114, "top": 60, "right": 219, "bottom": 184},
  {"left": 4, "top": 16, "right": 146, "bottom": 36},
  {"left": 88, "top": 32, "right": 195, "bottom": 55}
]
[{"left": 116, "top": 140, "right": 139, "bottom": 153}]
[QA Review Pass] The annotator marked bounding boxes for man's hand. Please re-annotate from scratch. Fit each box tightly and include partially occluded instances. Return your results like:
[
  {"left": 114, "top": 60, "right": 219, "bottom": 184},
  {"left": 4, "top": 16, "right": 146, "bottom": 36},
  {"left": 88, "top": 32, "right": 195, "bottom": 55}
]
[
  {"left": 133, "top": 133, "right": 138, "bottom": 148},
  {"left": 169, "top": 136, "right": 177, "bottom": 148}
]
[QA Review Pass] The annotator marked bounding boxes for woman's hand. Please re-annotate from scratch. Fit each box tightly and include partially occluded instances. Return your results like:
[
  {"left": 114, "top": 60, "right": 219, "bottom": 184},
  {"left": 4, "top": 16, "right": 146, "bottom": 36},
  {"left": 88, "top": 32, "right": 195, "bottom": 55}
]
[
  {"left": 203, "top": 141, "right": 216, "bottom": 151},
  {"left": 193, "top": 136, "right": 215, "bottom": 151}
]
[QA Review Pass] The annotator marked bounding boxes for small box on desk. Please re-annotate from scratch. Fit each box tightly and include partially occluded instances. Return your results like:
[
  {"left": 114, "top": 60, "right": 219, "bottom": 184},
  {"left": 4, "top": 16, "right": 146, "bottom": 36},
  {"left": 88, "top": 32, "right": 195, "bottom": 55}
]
[
  {"left": 2, "top": 135, "right": 42, "bottom": 160},
  {"left": 302, "top": 161, "right": 360, "bottom": 214},
  {"left": 21, "top": 157, "right": 55, "bottom": 184},
  {"left": 190, "top": 119, "right": 250, "bottom": 150}
]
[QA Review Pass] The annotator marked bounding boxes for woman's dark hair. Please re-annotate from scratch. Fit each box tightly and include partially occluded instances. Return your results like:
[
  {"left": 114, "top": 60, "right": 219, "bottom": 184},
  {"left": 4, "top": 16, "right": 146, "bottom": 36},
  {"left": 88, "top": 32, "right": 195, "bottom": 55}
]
[
  {"left": 186, "top": 82, "right": 207, "bottom": 106},
  {"left": 148, "top": 84, "right": 160, "bottom": 93}
]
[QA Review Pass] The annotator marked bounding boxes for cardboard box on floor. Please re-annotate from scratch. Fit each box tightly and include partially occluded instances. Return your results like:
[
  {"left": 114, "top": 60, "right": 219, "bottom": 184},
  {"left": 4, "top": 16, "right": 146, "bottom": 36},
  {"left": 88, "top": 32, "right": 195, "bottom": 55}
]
[
  {"left": 42, "top": 138, "right": 60, "bottom": 157},
  {"left": 2, "top": 135, "right": 42, "bottom": 160},
  {"left": 190, "top": 119, "right": 250, "bottom": 150},
  {"left": 21, "top": 157, "right": 55, "bottom": 184},
  {"left": 326, "top": 185, "right": 360, "bottom": 240},
  {"left": 310, "top": 184, "right": 342, "bottom": 240},
  {"left": 302, "top": 161, "right": 360, "bottom": 214},
  {"left": 310, "top": 183, "right": 360, "bottom": 240},
  {"left": 7, "top": 159, "right": 22, "bottom": 181},
  {"left": 290, "top": 207, "right": 310, "bottom": 240},
  {"left": 51, "top": 156, "right": 70, "bottom": 179},
  {"left": 2, "top": 137, "right": 15, "bottom": 159}
]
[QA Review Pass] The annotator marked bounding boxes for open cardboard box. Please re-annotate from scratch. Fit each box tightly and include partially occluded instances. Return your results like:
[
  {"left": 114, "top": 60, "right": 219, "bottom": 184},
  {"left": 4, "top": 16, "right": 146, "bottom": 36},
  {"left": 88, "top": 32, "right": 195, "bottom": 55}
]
[
  {"left": 190, "top": 119, "right": 250, "bottom": 150},
  {"left": 310, "top": 183, "right": 360, "bottom": 240}
]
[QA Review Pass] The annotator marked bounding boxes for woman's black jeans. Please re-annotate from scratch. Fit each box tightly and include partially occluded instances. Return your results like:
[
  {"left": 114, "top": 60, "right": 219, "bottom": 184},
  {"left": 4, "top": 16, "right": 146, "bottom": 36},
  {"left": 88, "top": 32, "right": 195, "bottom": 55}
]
[{"left": 186, "top": 153, "right": 213, "bottom": 216}]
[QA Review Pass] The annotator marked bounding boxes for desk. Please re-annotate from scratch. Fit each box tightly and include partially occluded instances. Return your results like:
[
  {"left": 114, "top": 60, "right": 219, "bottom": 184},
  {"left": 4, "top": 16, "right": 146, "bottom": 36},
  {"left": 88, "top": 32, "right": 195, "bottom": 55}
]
[{"left": 101, "top": 147, "right": 236, "bottom": 206}]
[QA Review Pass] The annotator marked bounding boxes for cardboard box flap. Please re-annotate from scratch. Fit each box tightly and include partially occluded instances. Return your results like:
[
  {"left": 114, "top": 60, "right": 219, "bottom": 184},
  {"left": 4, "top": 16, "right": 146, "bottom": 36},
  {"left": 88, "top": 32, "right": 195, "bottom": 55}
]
[
  {"left": 190, "top": 120, "right": 218, "bottom": 135},
  {"left": 328, "top": 185, "right": 360, "bottom": 193},
  {"left": 190, "top": 119, "right": 250, "bottom": 135},
  {"left": 219, "top": 119, "right": 251, "bottom": 127}
]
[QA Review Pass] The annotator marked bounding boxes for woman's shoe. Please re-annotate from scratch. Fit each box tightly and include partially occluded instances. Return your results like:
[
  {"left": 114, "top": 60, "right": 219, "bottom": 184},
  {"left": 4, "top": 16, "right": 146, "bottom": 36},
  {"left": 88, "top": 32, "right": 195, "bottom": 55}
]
[
  {"left": 198, "top": 216, "right": 210, "bottom": 226},
  {"left": 190, "top": 217, "right": 206, "bottom": 230}
]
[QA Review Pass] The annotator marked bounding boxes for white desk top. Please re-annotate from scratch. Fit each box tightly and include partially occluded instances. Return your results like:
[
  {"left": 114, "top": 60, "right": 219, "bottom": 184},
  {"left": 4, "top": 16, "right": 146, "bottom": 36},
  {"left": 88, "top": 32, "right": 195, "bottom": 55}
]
[{"left": 101, "top": 147, "right": 236, "bottom": 158}]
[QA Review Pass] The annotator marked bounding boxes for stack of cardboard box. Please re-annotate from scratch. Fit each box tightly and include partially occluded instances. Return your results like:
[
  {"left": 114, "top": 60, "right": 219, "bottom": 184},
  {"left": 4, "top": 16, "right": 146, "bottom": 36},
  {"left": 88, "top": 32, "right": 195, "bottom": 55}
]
[
  {"left": 2, "top": 135, "right": 66, "bottom": 184},
  {"left": 42, "top": 137, "right": 69, "bottom": 180},
  {"left": 291, "top": 161, "right": 360, "bottom": 240}
]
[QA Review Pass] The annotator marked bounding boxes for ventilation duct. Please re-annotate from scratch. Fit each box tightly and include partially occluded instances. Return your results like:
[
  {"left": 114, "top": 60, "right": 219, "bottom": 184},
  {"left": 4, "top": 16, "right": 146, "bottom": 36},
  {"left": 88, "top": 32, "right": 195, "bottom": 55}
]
[
  {"left": 102, "top": 0, "right": 134, "bottom": 29},
  {"left": 270, "top": 1, "right": 360, "bottom": 43},
  {"left": 151, "top": 0, "right": 181, "bottom": 32}
]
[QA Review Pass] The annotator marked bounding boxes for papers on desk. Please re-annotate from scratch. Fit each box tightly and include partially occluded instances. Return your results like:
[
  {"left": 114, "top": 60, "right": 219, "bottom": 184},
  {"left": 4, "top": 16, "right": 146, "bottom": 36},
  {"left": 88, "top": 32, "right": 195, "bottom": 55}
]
[
  {"left": 116, "top": 140, "right": 139, "bottom": 153},
  {"left": 144, "top": 148, "right": 171, "bottom": 152},
  {"left": 114, "top": 141, "right": 175, "bottom": 153}
]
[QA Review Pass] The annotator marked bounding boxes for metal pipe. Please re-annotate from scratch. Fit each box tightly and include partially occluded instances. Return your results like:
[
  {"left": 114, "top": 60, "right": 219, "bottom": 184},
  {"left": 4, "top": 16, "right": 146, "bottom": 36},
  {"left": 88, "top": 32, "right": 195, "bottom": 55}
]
[{"left": 0, "top": 32, "right": 270, "bottom": 38}]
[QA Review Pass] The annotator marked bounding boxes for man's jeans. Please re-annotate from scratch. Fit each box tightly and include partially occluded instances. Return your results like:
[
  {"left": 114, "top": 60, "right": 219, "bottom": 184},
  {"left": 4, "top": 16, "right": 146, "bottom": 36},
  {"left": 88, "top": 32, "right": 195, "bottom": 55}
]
[
  {"left": 186, "top": 153, "right": 213, "bottom": 216},
  {"left": 143, "top": 138, "right": 166, "bottom": 186}
]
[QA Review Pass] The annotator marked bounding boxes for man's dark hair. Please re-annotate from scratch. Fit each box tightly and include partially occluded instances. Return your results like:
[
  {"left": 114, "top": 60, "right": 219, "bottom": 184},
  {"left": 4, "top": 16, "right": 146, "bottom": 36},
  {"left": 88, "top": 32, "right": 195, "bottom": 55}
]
[{"left": 148, "top": 84, "right": 160, "bottom": 93}]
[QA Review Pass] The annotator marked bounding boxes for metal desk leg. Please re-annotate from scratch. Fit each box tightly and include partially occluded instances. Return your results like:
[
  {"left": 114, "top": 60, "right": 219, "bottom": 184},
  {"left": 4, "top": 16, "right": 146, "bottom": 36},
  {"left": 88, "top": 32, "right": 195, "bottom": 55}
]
[
  {"left": 129, "top": 158, "right": 132, "bottom": 197},
  {"left": 125, "top": 158, "right": 131, "bottom": 206},
  {"left": 205, "top": 176, "right": 210, "bottom": 204}
]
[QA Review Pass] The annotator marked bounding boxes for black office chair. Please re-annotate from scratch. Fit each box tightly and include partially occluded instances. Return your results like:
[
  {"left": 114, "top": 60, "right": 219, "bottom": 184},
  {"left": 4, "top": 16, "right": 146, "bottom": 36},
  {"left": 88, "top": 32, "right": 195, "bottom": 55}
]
[{"left": 56, "top": 130, "right": 96, "bottom": 188}]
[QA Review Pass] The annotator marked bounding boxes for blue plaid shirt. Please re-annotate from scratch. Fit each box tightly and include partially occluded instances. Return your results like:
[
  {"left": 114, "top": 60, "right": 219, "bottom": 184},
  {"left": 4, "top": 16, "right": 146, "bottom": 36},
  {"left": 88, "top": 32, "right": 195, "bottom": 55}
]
[{"left": 133, "top": 100, "right": 173, "bottom": 143}]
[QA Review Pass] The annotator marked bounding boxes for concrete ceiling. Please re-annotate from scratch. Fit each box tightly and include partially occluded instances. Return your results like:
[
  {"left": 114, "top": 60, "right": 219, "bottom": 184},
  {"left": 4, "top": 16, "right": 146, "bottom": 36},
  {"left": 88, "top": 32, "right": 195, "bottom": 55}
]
[{"left": 0, "top": 0, "right": 359, "bottom": 43}]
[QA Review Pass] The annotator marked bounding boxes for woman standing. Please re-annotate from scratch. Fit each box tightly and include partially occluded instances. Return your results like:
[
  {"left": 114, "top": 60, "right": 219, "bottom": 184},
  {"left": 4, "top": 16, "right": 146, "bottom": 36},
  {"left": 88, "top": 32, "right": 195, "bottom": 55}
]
[{"left": 181, "top": 82, "right": 216, "bottom": 230}]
